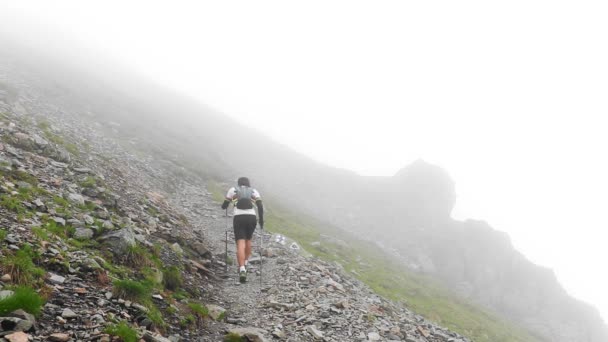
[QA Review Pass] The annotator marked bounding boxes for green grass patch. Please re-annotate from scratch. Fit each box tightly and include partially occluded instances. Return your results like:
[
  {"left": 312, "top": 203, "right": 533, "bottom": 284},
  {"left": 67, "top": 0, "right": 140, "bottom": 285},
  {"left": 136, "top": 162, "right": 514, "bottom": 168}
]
[
  {"left": 102, "top": 261, "right": 129, "bottom": 278},
  {"left": 36, "top": 120, "right": 51, "bottom": 131},
  {"left": 0, "top": 245, "right": 45, "bottom": 286},
  {"left": 172, "top": 289, "right": 190, "bottom": 301},
  {"left": 67, "top": 238, "right": 99, "bottom": 249},
  {"left": 31, "top": 227, "right": 50, "bottom": 241},
  {"left": 10, "top": 170, "right": 39, "bottom": 186},
  {"left": 104, "top": 321, "right": 138, "bottom": 342},
  {"left": 163, "top": 266, "right": 183, "bottom": 291},
  {"left": 0, "top": 228, "right": 6, "bottom": 242},
  {"left": 0, "top": 286, "right": 45, "bottom": 316},
  {"left": 0, "top": 195, "right": 27, "bottom": 214},
  {"left": 147, "top": 305, "right": 166, "bottom": 330},
  {"left": 112, "top": 279, "right": 153, "bottom": 302},
  {"left": 44, "top": 220, "right": 74, "bottom": 239},
  {"left": 53, "top": 196, "right": 70, "bottom": 207},
  {"left": 79, "top": 176, "right": 97, "bottom": 188},
  {"left": 188, "top": 302, "right": 209, "bottom": 319},
  {"left": 124, "top": 244, "right": 155, "bottom": 269}
]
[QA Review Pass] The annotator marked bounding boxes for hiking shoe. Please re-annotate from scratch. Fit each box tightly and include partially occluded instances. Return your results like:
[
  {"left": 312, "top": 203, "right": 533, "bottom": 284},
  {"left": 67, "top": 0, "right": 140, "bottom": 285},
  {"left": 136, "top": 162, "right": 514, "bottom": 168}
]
[{"left": 239, "top": 270, "right": 247, "bottom": 283}]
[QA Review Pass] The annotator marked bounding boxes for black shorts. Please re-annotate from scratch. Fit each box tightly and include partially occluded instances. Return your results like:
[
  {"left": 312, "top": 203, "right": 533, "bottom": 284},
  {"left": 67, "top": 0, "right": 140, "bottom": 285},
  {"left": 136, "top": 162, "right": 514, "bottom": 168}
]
[{"left": 233, "top": 215, "right": 257, "bottom": 241}]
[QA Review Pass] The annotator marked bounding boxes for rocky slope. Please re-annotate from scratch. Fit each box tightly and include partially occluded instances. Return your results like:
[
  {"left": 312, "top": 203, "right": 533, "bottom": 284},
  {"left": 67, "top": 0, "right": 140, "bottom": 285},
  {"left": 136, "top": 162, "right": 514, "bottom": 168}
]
[{"left": 0, "top": 70, "right": 473, "bottom": 341}]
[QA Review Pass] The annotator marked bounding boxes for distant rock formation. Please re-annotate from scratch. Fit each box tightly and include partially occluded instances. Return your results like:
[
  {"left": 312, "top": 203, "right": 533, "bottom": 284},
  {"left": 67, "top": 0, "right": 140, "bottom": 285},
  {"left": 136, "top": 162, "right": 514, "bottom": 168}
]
[{"left": 377, "top": 160, "right": 608, "bottom": 342}]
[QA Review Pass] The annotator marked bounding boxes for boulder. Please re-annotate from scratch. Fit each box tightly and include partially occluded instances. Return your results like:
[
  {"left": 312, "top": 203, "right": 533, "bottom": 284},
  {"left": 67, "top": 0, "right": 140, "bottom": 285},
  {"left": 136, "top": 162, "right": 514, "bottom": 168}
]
[
  {"left": 207, "top": 304, "right": 226, "bottom": 321},
  {"left": 99, "top": 227, "right": 136, "bottom": 255},
  {"left": 73, "top": 228, "right": 94, "bottom": 240},
  {"left": 66, "top": 193, "right": 85, "bottom": 206}
]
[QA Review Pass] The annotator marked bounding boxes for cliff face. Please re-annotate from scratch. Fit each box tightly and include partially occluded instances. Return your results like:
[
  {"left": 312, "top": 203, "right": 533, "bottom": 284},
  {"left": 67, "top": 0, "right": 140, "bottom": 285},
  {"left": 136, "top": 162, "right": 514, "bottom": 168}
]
[{"left": 372, "top": 161, "right": 608, "bottom": 342}]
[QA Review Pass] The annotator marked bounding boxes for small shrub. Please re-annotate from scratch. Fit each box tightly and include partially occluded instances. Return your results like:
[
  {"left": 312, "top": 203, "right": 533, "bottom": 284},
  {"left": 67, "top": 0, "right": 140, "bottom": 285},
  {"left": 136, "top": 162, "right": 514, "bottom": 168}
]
[
  {"left": 53, "top": 196, "right": 70, "bottom": 207},
  {"left": 179, "top": 314, "right": 195, "bottom": 329},
  {"left": 188, "top": 302, "right": 209, "bottom": 319},
  {"left": 112, "top": 279, "right": 152, "bottom": 302},
  {"left": 79, "top": 176, "right": 97, "bottom": 188},
  {"left": 45, "top": 220, "right": 74, "bottom": 239},
  {"left": 0, "top": 286, "right": 45, "bottom": 316},
  {"left": 147, "top": 305, "right": 166, "bottom": 330},
  {"left": 172, "top": 290, "right": 189, "bottom": 301},
  {"left": 163, "top": 266, "right": 183, "bottom": 291},
  {"left": 124, "top": 244, "right": 154, "bottom": 269},
  {"left": 65, "top": 143, "right": 79, "bottom": 156},
  {"left": 37, "top": 120, "right": 50, "bottom": 131},
  {"left": 0, "top": 245, "right": 45, "bottom": 285},
  {"left": 0, "top": 195, "right": 27, "bottom": 214},
  {"left": 104, "top": 321, "right": 138, "bottom": 342},
  {"left": 31, "top": 227, "right": 50, "bottom": 241},
  {"left": 67, "top": 238, "right": 98, "bottom": 249},
  {"left": 0, "top": 228, "right": 6, "bottom": 241},
  {"left": 10, "top": 170, "right": 38, "bottom": 186}
]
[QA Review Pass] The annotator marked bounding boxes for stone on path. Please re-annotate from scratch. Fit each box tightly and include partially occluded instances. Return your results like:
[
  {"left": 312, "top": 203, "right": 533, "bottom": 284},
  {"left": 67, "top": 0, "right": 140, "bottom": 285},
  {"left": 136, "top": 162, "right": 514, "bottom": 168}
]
[
  {"left": 228, "top": 327, "right": 269, "bottom": 342},
  {"left": 306, "top": 325, "right": 324, "bottom": 340},
  {"left": 5, "top": 331, "right": 29, "bottom": 342}
]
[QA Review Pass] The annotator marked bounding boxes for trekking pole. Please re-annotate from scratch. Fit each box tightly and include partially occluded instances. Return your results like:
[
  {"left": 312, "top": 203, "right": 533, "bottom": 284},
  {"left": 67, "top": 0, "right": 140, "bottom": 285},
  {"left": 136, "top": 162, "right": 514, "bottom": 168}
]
[
  {"left": 225, "top": 208, "right": 228, "bottom": 274},
  {"left": 259, "top": 225, "right": 263, "bottom": 289}
]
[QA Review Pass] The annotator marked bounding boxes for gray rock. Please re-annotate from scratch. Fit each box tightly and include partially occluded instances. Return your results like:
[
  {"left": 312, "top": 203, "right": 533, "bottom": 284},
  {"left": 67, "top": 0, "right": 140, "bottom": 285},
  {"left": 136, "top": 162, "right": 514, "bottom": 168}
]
[
  {"left": 73, "top": 228, "right": 94, "bottom": 240},
  {"left": 81, "top": 258, "right": 101, "bottom": 271},
  {"left": 32, "top": 134, "right": 49, "bottom": 148},
  {"left": 67, "top": 193, "right": 85, "bottom": 206},
  {"left": 306, "top": 325, "right": 324, "bottom": 340},
  {"left": 99, "top": 227, "right": 136, "bottom": 255},
  {"left": 102, "top": 220, "right": 114, "bottom": 230},
  {"left": 132, "top": 303, "right": 149, "bottom": 313},
  {"left": 61, "top": 308, "right": 78, "bottom": 319},
  {"left": 207, "top": 304, "right": 227, "bottom": 321},
  {"left": 33, "top": 198, "right": 45, "bottom": 208},
  {"left": 48, "top": 273, "right": 66, "bottom": 284},
  {"left": 142, "top": 331, "right": 172, "bottom": 342},
  {"left": 73, "top": 167, "right": 92, "bottom": 174},
  {"left": 228, "top": 327, "right": 269, "bottom": 342},
  {"left": 0, "top": 290, "right": 14, "bottom": 300},
  {"left": 368, "top": 332, "right": 381, "bottom": 341},
  {"left": 0, "top": 316, "right": 33, "bottom": 332},
  {"left": 83, "top": 215, "right": 95, "bottom": 225},
  {"left": 15, "top": 181, "right": 31, "bottom": 189},
  {"left": 48, "top": 333, "right": 70, "bottom": 342},
  {"left": 52, "top": 217, "right": 66, "bottom": 226},
  {"left": 171, "top": 243, "right": 183, "bottom": 254}
]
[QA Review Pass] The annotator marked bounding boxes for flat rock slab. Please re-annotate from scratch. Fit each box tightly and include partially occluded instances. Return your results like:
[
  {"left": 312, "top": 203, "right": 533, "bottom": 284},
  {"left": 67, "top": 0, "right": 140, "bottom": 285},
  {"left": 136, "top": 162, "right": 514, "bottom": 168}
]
[
  {"left": 228, "top": 327, "right": 270, "bottom": 342},
  {"left": 5, "top": 331, "right": 29, "bottom": 342}
]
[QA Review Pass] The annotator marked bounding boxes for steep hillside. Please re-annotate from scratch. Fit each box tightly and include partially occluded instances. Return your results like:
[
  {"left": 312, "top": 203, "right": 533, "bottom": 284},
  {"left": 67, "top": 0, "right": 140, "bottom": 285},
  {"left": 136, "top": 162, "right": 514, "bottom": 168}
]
[{"left": 1, "top": 36, "right": 607, "bottom": 341}]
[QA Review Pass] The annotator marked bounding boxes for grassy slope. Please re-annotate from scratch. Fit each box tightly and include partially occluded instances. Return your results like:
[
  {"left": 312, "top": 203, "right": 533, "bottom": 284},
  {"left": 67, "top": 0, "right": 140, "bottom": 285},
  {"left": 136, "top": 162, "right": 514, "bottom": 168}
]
[{"left": 208, "top": 182, "right": 542, "bottom": 342}]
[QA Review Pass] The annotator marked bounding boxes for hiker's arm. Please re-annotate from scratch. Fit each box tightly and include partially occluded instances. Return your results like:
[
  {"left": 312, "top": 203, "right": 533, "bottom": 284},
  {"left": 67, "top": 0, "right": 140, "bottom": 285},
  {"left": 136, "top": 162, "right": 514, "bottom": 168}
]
[
  {"left": 221, "top": 187, "right": 235, "bottom": 210},
  {"left": 256, "top": 199, "right": 264, "bottom": 228}
]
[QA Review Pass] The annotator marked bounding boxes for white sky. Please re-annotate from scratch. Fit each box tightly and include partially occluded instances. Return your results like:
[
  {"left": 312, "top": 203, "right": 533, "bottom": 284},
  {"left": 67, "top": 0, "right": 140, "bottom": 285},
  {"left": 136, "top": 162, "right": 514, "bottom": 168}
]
[{"left": 2, "top": 0, "right": 608, "bottom": 322}]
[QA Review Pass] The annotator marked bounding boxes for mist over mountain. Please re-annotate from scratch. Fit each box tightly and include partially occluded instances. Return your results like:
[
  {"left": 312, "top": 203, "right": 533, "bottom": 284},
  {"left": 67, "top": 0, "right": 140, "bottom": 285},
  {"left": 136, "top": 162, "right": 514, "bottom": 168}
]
[{"left": 1, "top": 35, "right": 607, "bottom": 341}]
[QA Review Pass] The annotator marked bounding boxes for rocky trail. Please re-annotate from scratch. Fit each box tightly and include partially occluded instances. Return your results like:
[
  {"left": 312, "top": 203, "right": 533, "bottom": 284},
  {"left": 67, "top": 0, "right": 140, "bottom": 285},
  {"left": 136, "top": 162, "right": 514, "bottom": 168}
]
[{"left": 0, "top": 78, "right": 471, "bottom": 341}]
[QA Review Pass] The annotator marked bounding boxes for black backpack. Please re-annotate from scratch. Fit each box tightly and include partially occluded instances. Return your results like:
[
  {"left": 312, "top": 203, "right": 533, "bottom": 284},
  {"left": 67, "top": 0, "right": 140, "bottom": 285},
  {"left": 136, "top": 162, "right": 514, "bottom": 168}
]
[{"left": 234, "top": 185, "right": 254, "bottom": 209}]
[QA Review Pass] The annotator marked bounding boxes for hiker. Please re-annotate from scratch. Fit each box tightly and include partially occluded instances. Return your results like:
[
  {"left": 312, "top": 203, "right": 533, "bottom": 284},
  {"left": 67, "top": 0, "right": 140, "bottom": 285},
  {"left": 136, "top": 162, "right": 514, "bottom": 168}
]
[{"left": 221, "top": 177, "right": 264, "bottom": 283}]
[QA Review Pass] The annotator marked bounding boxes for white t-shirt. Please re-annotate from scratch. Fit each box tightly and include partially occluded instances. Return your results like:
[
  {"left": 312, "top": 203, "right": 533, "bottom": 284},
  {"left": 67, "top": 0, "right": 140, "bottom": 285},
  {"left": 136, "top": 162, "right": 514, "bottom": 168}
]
[{"left": 226, "top": 187, "right": 261, "bottom": 216}]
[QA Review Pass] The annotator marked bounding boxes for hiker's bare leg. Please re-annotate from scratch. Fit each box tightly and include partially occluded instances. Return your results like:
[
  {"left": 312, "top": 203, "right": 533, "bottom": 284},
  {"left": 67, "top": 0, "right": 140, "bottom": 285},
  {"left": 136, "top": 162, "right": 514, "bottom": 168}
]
[
  {"left": 245, "top": 239, "right": 253, "bottom": 261},
  {"left": 236, "top": 239, "right": 246, "bottom": 267}
]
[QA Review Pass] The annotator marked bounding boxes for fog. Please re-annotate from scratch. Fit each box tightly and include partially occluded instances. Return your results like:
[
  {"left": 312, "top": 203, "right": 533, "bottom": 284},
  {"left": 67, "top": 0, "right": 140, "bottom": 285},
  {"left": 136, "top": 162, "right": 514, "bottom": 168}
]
[{"left": 2, "top": 0, "right": 608, "bottom": 327}]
